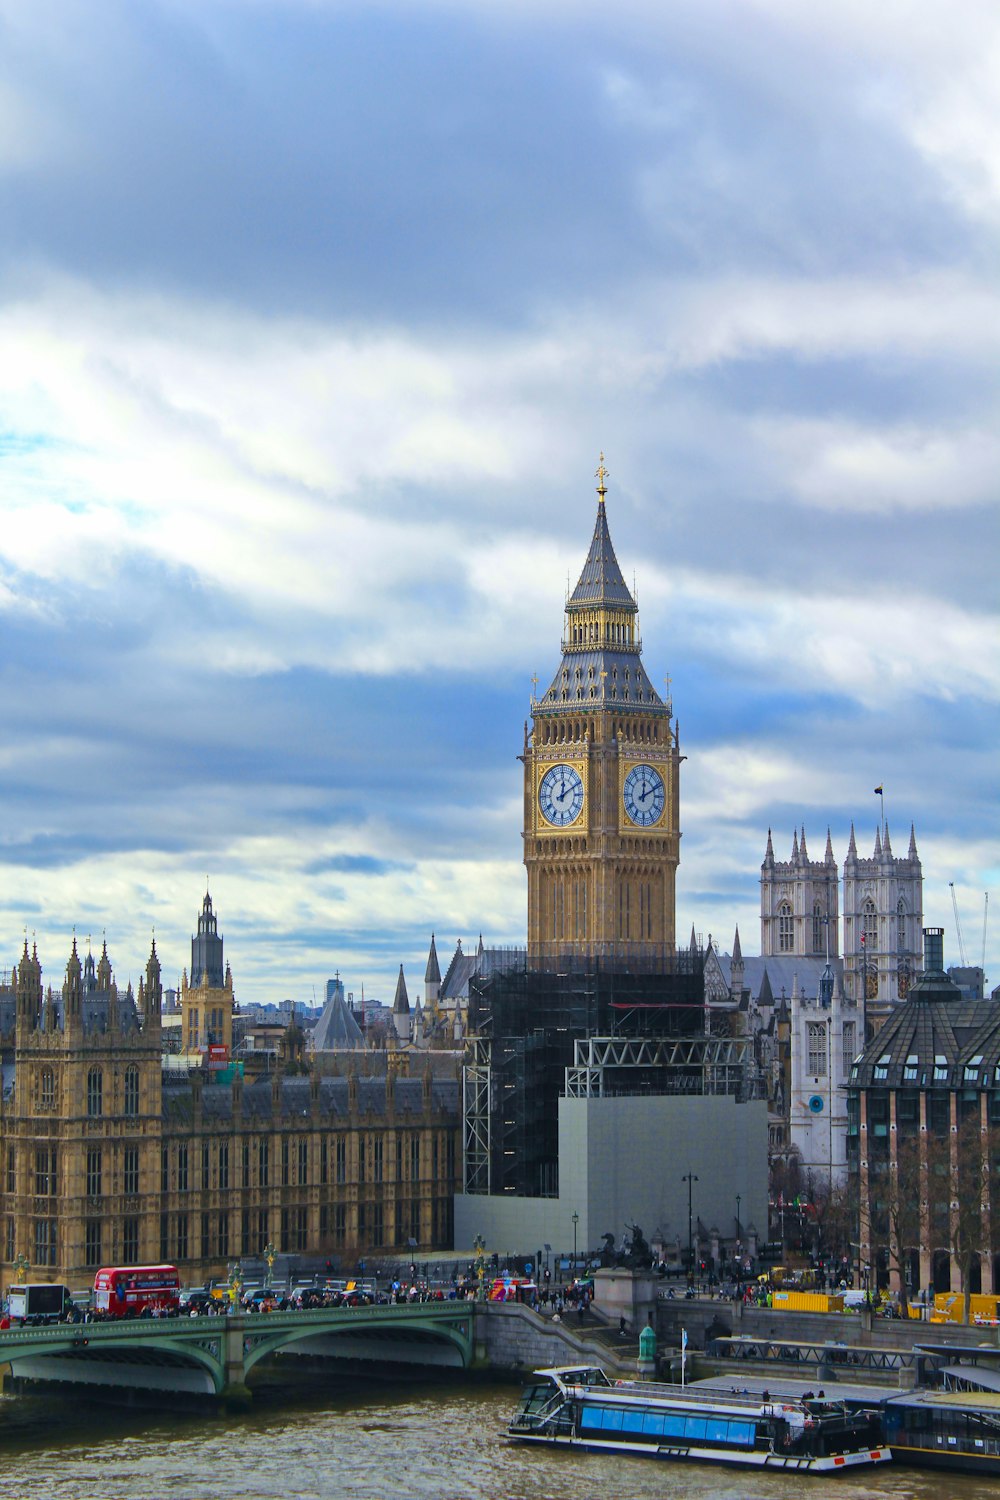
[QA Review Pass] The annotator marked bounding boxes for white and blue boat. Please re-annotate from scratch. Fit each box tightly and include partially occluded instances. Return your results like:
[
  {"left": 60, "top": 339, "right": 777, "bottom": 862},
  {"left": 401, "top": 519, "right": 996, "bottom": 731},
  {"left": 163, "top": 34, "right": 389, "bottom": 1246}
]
[{"left": 508, "top": 1366, "right": 891, "bottom": 1474}]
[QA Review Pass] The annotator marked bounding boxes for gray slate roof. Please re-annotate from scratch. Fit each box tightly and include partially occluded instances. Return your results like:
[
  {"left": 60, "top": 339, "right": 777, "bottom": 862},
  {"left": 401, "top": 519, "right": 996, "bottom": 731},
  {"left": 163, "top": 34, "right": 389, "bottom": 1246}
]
[
  {"left": 311, "top": 989, "right": 365, "bottom": 1051},
  {"left": 568, "top": 501, "right": 637, "bottom": 609},
  {"left": 721, "top": 953, "right": 845, "bottom": 1004},
  {"left": 851, "top": 964, "right": 1000, "bottom": 1090},
  {"left": 162, "top": 1071, "right": 460, "bottom": 1123}
]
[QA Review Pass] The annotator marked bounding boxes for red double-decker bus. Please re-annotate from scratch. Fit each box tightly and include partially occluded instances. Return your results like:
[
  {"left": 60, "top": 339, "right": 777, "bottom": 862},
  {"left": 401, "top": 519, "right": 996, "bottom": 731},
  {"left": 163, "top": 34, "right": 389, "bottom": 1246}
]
[{"left": 93, "top": 1265, "right": 181, "bottom": 1317}]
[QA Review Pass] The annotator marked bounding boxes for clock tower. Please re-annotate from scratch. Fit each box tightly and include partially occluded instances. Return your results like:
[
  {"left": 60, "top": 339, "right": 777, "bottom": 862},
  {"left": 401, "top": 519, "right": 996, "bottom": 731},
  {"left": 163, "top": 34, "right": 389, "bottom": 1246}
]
[{"left": 523, "top": 460, "right": 681, "bottom": 963}]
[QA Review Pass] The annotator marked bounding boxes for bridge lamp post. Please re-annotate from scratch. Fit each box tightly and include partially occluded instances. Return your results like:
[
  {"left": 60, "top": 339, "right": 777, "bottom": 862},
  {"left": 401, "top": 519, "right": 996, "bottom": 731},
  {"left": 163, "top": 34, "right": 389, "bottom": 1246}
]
[
  {"left": 682, "top": 1173, "right": 698, "bottom": 1284},
  {"left": 13, "top": 1253, "right": 29, "bottom": 1284},
  {"left": 572, "top": 1212, "right": 579, "bottom": 1264},
  {"left": 263, "top": 1241, "right": 277, "bottom": 1291}
]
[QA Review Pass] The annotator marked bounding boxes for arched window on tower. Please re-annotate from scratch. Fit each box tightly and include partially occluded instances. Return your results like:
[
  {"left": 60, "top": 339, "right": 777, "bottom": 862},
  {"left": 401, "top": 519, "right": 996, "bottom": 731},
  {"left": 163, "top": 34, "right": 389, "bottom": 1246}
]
[
  {"left": 40, "top": 1067, "right": 55, "bottom": 1110},
  {"left": 87, "top": 1067, "right": 103, "bottom": 1118},
  {"left": 124, "top": 1066, "right": 139, "bottom": 1118},
  {"left": 863, "top": 899, "right": 878, "bottom": 954},
  {"left": 778, "top": 901, "right": 793, "bottom": 953},
  {"left": 812, "top": 901, "right": 824, "bottom": 954},
  {"left": 897, "top": 897, "right": 906, "bottom": 951}
]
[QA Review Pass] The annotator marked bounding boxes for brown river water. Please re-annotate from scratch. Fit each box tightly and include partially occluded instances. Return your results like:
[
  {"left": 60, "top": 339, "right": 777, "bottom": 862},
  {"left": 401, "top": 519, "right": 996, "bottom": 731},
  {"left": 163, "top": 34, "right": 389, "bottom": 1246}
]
[{"left": 0, "top": 1377, "right": 993, "bottom": 1500}]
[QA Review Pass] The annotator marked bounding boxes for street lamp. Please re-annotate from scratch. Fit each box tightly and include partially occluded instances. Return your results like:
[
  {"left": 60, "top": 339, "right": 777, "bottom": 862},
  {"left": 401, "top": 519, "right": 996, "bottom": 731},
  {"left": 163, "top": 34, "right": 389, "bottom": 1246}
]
[
  {"left": 572, "top": 1212, "right": 579, "bottom": 1263},
  {"left": 735, "top": 1193, "right": 741, "bottom": 1243},
  {"left": 682, "top": 1173, "right": 699, "bottom": 1283}
]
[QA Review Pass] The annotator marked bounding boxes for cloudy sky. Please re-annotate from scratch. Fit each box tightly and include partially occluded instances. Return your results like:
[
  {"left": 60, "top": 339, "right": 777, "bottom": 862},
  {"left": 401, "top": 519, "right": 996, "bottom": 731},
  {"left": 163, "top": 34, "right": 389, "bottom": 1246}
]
[{"left": 1, "top": 0, "right": 997, "bottom": 1007}]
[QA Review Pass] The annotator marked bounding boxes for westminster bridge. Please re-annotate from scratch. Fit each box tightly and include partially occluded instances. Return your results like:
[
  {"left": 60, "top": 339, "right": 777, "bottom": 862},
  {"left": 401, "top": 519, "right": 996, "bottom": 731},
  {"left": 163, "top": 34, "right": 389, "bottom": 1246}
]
[{"left": 0, "top": 1303, "right": 476, "bottom": 1403}]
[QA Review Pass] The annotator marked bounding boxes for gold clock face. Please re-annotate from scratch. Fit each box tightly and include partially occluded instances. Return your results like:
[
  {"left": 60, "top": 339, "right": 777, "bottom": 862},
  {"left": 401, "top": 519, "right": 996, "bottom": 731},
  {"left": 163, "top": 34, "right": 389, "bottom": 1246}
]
[
  {"left": 539, "top": 763, "right": 584, "bottom": 827},
  {"left": 619, "top": 760, "right": 668, "bottom": 830},
  {"left": 623, "top": 764, "right": 666, "bottom": 826}
]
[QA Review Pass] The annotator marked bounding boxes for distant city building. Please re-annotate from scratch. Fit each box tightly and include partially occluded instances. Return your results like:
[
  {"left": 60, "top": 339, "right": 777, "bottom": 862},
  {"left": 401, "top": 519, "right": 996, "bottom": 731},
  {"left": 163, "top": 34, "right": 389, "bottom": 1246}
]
[{"left": 948, "top": 966, "right": 986, "bottom": 1002}]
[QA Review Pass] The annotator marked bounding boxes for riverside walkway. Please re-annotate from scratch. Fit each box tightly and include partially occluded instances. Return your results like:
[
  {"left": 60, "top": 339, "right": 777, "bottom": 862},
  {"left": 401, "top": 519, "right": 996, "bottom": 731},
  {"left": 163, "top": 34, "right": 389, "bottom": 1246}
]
[{"left": 0, "top": 1302, "right": 474, "bottom": 1401}]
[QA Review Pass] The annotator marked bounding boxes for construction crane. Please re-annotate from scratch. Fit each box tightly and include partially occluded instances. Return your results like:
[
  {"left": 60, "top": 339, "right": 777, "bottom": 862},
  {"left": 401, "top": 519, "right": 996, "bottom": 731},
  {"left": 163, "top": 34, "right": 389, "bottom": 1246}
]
[
  {"left": 949, "top": 883, "right": 968, "bottom": 967},
  {"left": 984, "top": 893, "right": 990, "bottom": 973}
]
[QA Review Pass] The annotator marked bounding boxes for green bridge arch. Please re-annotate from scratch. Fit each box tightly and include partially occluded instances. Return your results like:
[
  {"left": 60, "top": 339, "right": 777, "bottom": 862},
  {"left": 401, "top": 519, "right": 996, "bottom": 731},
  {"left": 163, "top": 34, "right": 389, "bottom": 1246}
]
[{"left": 0, "top": 1302, "right": 475, "bottom": 1400}]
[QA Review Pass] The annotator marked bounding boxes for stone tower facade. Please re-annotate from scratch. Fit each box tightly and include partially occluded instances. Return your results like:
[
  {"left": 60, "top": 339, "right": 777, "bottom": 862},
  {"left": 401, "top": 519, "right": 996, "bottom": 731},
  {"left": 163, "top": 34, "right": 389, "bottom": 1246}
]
[
  {"left": 0, "top": 927, "right": 460, "bottom": 1289},
  {"left": 843, "top": 822, "right": 923, "bottom": 1026},
  {"left": 180, "top": 891, "right": 234, "bottom": 1054},
  {"left": 786, "top": 960, "right": 858, "bottom": 1185},
  {"left": 3, "top": 936, "right": 164, "bottom": 1277},
  {"left": 523, "top": 461, "right": 681, "bottom": 963},
  {"left": 761, "top": 827, "right": 840, "bottom": 959}
]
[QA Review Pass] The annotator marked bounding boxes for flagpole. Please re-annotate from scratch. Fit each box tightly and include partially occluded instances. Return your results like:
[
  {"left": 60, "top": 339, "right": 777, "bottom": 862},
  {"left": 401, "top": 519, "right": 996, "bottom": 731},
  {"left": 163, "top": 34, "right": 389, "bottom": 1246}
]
[{"left": 874, "top": 784, "right": 885, "bottom": 838}]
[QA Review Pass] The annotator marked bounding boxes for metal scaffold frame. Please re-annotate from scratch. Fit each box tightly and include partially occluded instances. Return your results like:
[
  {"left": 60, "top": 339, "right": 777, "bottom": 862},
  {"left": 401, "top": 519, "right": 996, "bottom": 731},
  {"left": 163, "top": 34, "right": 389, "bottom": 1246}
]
[
  {"left": 463, "top": 1036, "right": 491, "bottom": 1194},
  {"left": 564, "top": 1034, "right": 755, "bottom": 1098}
]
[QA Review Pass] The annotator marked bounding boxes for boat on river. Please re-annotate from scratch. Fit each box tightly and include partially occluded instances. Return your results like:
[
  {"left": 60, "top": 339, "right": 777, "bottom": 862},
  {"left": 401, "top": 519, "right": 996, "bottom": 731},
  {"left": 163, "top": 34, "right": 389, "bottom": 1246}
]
[{"left": 507, "top": 1365, "right": 891, "bottom": 1474}]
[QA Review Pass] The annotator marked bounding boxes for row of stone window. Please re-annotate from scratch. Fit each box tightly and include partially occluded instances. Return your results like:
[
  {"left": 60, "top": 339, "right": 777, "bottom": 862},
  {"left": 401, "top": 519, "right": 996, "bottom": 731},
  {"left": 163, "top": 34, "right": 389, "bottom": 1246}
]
[
  {"left": 158, "top": 1132, "right": 450, "bottom": 1194},
  {"left": 775, "top": 898, "right": 910, "bottom": 955},
  {"left": 4, "top": 1131, "right": 452, "bottom": 1207},
  {"left": 6, "top": 1196, "right": 456, "bottom": 1270},
  {"left": 30, "top": 1065, "right": 141, "bottom": 1116}
]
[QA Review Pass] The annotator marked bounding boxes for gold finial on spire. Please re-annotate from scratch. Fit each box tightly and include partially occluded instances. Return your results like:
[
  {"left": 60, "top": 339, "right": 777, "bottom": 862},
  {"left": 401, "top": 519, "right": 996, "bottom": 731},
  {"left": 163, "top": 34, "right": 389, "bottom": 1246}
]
[{"left": 595, "top": 452, "right": 608, "bottom": 503}]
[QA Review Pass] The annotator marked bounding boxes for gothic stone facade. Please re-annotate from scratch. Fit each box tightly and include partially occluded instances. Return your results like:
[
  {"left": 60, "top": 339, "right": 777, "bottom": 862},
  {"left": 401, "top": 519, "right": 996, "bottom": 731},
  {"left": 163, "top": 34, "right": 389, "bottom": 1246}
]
[
  {"left": 523, "top": 471, "right": 681, "bottom": 963},
  {"left": 0, "top": 938, "right": 459, "bottom": 1290}
]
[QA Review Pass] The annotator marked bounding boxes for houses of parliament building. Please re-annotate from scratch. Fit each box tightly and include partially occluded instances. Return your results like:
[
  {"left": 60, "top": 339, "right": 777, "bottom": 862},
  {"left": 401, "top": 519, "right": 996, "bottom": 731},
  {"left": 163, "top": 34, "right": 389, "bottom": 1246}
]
[{"left": 0, "top": 898, "right": 459, "bottom": 1289}]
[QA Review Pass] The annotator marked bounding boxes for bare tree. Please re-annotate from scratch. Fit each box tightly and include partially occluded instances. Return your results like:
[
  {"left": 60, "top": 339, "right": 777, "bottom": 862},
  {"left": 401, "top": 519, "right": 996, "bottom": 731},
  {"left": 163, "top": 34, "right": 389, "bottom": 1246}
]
[
  {"left": 814, "top": 1175, "right": 857, "bottom": 1285},
  {"left": 880, "top": 1133, "right": 923, "bottom": 1316},
  {"left": 951, "top": 1112, "right": 995, "bottom": 1325}
]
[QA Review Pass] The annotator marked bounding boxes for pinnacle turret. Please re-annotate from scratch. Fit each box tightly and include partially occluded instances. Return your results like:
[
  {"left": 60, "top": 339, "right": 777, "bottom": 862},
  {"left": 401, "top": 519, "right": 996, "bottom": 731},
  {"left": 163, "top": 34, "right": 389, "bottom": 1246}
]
[{"left": 392, "top": 965, "right": 410, "bottom": 1016}]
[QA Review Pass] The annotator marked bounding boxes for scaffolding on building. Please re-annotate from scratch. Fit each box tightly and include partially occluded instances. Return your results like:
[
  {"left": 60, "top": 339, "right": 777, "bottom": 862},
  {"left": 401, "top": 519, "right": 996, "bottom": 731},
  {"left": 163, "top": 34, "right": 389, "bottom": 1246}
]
[
  {"left": 564, "top": 1034, "right": 757, "bottom": 1099},
  {"left": 462, "top": 947, "right": 724, "bottom": 1197}
]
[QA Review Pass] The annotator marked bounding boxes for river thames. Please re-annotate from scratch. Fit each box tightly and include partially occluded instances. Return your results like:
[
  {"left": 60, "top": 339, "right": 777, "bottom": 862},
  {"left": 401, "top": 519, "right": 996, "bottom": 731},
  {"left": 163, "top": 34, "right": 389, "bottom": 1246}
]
[{"left": 0, "top": 1378, "right": 994, "bottom": 1500}]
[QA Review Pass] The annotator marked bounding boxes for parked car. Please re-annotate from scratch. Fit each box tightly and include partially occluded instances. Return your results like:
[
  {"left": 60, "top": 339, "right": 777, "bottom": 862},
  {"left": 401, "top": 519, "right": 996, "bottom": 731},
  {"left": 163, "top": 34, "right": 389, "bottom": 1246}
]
[{"left": 179, "top": 1290, "right": 215, "bottom": 1314}]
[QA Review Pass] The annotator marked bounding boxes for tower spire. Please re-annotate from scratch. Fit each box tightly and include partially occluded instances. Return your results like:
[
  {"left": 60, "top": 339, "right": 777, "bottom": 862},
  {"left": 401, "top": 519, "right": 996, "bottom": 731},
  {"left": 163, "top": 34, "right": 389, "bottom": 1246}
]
[{"left": 595, "top": 451, "right": 608, "bottom": 504}]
